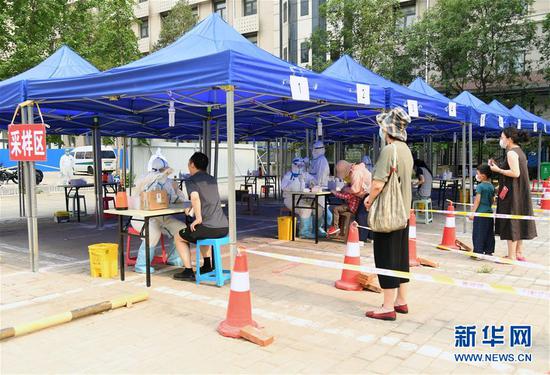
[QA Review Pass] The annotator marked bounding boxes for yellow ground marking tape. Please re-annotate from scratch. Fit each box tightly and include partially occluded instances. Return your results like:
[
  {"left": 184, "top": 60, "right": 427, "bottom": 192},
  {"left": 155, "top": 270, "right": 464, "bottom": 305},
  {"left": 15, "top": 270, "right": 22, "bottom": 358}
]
[
  {"left": 426, "top": 242, "right": 549, "bottom": 271},
  {"left": 416, "top": 209, "right": 549, "bottom": 221},
  {"left": 453, "top": 202, "right": 545, "bottom": 214},
  {"left": 245, "top": 248, "right": 550, "bottom": 301}
]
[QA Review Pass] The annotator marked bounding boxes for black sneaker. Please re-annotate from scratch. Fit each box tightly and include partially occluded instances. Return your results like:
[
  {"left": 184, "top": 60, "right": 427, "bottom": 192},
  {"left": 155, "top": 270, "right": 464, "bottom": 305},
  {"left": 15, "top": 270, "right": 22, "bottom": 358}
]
[
  {"left": 199, "top": 265, "right": 214, "bottom": 274},
  {"left": 173, "top": 268, "right": 195, "bottom": 281}
]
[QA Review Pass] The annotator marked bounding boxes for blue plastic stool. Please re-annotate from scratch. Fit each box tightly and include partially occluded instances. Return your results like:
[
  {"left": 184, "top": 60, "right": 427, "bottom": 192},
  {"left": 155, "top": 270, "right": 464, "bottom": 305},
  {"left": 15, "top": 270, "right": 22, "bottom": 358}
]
[{"left": 195, "top": 235, "right": 231, "bottom": 287}]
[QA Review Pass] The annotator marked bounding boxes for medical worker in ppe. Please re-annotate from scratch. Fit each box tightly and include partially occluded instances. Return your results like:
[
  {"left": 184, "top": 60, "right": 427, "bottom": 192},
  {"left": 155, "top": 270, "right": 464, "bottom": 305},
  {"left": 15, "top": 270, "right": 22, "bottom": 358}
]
[
  {"left": 307, "top": 140, "right": 332, "bottom": 235},
  {"left": 59, "top": 149, "right": 75, "bottom": 185},
  {"left": 131, "top": 154, "right": 186, "bottom": 273},
  {"left": 281, "top": 157, "right": 317, "bottom": 238}
]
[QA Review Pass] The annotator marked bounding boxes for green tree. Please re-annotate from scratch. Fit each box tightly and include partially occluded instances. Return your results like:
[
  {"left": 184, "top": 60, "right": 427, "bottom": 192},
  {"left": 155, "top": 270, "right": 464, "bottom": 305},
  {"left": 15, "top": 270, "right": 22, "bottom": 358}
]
[
  {"left": 90, "top": 0, "right": 140, "bottom": 70},
  {"left": 0, "top": 0, "right": 66, "bottom": 79},
  {"left": 538, "top": 13, "right": 550, "bottom": 81},
  {"left": 0, "top": 0, "right": 139, "bottom": 79},
  {"left": 406, "top": 0, "right": 537, "bottom": 96},
  {"left": 153, "top": 0, "right": 197, "bottom": 51},
  {"left": 309, "top": 0, "right": 413, "bottom": 83}
]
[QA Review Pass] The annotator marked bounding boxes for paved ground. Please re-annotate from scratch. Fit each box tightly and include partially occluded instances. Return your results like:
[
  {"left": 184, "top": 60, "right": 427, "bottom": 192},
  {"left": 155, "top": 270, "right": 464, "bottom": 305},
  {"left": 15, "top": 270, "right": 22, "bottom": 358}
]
[{"left": 0, "top": 189, "right": 549, "bottom": 374}]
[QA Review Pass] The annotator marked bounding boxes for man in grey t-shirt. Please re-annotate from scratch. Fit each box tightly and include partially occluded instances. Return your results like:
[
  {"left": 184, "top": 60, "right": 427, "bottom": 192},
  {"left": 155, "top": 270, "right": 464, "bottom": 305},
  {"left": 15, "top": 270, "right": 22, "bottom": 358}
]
[{"left": 173, "top": 152, "right": 228, "bottom": 281}]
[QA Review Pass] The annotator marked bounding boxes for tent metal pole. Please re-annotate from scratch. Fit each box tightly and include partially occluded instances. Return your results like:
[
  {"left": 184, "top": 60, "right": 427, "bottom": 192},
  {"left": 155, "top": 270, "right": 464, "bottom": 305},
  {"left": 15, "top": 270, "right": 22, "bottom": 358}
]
[
  {"left": 305, "top": 129, "right": 309, "bottom": 160},
  {"left": 21, "top": 104, "right": 39, "bottom": 271},
  {"left": 18, "top": 161, "right": 25, "bottom": 217},
  {"left": 267, "top": 140, "right": 271, "bottom": 176},
  {"left": 206, "top": 120, "right": 212, "bottom": 174},
  {"left": 462, "top": 124, "right": 467, "bottom": 233},
  {"left": 214, "top": 120, "right": 220, "bottom": 180},
  {"left": 129, "top": 138, "right": 134, "bottom": 196},
  {"left": 468, "top": 122, "right": 474, "bottom": 214},
  {"left": 225, "top": 87, "right": 237, "bottom": 269},
  {"left": 92, "top": 117, "right": 104, "bottom": 228},
  {"left": 122, "top": 137, "right": 127, "bottom": 190},
  {"left": 538, "top": 132, "right": 542, "bottom": 181},
  {"left": 453, "top": 132, "right": 457, "bottom": 177}
]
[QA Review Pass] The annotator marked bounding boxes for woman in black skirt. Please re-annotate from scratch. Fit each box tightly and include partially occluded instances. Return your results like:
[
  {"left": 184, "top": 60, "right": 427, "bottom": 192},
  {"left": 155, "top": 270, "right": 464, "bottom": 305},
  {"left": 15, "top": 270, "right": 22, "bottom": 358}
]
[
  {"left": 364, "top": 107, "right": 414, "bottom": 321},
  {"left": 489, "top": 127, "right": 537, "bottom": 261}
]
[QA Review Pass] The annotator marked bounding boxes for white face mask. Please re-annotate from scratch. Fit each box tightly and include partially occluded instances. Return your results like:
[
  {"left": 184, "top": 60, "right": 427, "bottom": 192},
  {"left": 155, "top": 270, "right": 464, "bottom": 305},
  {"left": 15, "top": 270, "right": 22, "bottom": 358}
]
[
  {"left": 379, "top": 128, "right": 385, "bottom": 140},
  {"left": 499, "top": 138, "right": 507, "bottom": 149},
  {"left": 475, "top": 175, "right": 482, "bottom": 182}
]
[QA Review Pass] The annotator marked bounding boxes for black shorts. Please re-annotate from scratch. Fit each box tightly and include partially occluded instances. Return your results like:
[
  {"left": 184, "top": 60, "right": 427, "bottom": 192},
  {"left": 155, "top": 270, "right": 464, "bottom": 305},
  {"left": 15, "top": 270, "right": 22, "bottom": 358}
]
[{"left": 179, "top": 225, "right": 229, "bottom": 244}]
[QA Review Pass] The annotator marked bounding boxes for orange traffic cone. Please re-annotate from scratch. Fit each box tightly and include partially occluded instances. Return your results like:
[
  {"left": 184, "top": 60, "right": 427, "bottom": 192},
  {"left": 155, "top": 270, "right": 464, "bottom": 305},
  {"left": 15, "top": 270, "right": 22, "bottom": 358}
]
[
  {"left": 541, "top": 187, "right": 550, "bottom": 210},
  {"left": 409, "top": 210, "right": 420, "bottom": 266},
  {"left": 335, "top": 222, "right": 363, "bottom": 291},
  {"left": 217, "top": 249, "right": 258, "bottom": 338},
  {"left": 437, "top": 202, "right": 460, "bottom": 250}
]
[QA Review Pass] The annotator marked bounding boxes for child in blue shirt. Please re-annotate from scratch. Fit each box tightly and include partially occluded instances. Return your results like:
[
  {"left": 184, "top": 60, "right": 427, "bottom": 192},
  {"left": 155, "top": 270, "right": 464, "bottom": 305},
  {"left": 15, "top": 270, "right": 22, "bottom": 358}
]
[{"left": 469, "top": 164, "right": 495, "bottom": 257}]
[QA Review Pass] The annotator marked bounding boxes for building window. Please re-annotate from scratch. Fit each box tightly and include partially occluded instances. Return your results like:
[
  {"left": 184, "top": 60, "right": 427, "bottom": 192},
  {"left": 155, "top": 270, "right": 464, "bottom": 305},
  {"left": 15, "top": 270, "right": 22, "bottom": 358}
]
[
  {"left": 399, "top": 4, "right": 416, "bottom": 28},
  {"left": 300, "top": 42, "right": 309, "bottom": 63},
  {"left": 139, "top": 17, "right": 149, "bottom": 38},
  {"left": 244, "top": 33, "right": 258, "bottom": 45},
  {"left": 214, "top": 0, "right": 227, "bottom": 21},
  {"left": 244, "top": 0, "right": 257, "bottom": 16},
  {"left": 283, "top": 47, "right": 288, "bottom": 61},
  {"left": 191, "top": 5, "right": 198, "bottom": 17},
  {"left": 138, "top": 0, "right": 147, "bottom": 3},
  {"left": 160, "top": 11, "right": 170, "bottom": 22},
  {"left": 300, "top": 0, "right": 309, "bottom": 16},
  {"left": 283, "top": 2, "right": 288, "bottom": 23}
]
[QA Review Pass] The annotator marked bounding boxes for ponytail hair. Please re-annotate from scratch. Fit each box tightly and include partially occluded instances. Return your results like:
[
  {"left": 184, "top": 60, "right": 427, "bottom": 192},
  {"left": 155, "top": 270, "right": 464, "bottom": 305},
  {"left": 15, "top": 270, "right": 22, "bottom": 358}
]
[{"left": 502, "top": 127, "right": 529, "bottom": 145}]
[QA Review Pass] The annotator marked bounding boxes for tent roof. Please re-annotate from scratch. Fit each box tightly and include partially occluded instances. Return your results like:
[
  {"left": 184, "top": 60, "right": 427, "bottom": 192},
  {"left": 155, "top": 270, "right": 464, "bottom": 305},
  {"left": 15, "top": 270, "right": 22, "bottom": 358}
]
[
  {"left": 0, "top": 45, "right": 99, "bottom": 110},
  {"left": 487, "top": 99, "right": 538, "bottom": 133},
  {"left": 323, "top": 56, "right": 466, "bottom": 123},
  {"left": 408, "top": 77, "right": 450, "bottom": 102},
  {"left": 509, "top": 105, "right": 549, "bottom": 133},
  {"left": 22, "top": 14, "right": 382, "bottom": 141},
  {"left": 453, "top": 91, "right": 512, "bottom": 130}
]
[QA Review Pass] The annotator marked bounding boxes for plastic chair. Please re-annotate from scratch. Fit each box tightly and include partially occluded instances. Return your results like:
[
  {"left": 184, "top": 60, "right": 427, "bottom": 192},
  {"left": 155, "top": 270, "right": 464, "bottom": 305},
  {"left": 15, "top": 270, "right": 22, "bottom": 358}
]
[
  {"left": 195, "top": 235, "right": 231, "bottom": 287},
  {"left": 412, "top": 198, "right": 433, "bottom": 224},
  {"left": 261, "top": 184, "right": 274, "bottom": 198},
  {"left": 71, "top": 195, "right": 87, "bottom": 216},
  {"left": 103, "top": 196, "right": 115, "bottom": 219},
  {"left": 125, "top": 227, "right": 167, "bottom": 266}
]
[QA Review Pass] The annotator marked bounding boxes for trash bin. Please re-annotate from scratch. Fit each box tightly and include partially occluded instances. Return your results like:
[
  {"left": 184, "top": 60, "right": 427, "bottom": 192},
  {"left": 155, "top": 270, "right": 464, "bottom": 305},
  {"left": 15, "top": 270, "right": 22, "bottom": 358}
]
[
  {"left": 540, "top": 162, "right": 550, "bottom": 181},
  {"left": 277, "top": 216, "right": 296, "bottom": 240},
  {"left": 88, "top": 243, "right": 118, "bottom": 278}
]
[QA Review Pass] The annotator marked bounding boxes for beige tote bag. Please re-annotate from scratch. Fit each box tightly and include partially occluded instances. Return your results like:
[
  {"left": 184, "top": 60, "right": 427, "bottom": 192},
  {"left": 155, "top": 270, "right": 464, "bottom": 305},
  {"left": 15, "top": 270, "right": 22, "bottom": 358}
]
[{"left": 368, "top": 144, "right": 408, "bottom": 233}]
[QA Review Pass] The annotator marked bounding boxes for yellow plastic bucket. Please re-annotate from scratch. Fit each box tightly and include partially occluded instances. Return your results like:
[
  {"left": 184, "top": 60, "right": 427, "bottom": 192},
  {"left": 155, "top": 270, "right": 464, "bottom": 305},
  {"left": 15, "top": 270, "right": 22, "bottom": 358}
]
[
  {"left": 459, "top": 189, "right": 471, "bottom": 203},
  {"left": 278, "top": 216, "right": 296, "bottom": 241},
  {"left": 88, "top": 243, "right": 118, "bottom": 279}
]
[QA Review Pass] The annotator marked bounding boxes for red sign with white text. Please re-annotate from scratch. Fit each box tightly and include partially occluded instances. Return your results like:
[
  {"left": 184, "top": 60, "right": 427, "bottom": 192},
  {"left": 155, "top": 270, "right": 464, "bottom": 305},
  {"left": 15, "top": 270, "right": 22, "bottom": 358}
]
[{"left": 8, "top": 124, "right": 47, "bottom": 161}]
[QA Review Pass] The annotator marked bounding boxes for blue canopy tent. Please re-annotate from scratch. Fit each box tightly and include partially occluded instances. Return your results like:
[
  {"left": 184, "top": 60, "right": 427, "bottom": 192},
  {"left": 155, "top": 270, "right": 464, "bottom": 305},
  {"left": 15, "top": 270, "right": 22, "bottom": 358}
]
[
  {"left": 509, "top": 105, "right": 550, "bottom": 133},
  {"left": 24, "top": 15, "right": 384, "bottom": 143},
  {"left": 20, "top": 14, "right": 384, "bottom": 272},
  {"left": 322, "top": 56, "right": 467, "bottom": 141},
  {"left": 0, "top": 45, "right": 155, "bottom": 137},
  {"left": 508, "top": 104, "right": 550, "bottom": 181},
  {"left": 0, "top": 45, "right": 99, "bottom": 109}
]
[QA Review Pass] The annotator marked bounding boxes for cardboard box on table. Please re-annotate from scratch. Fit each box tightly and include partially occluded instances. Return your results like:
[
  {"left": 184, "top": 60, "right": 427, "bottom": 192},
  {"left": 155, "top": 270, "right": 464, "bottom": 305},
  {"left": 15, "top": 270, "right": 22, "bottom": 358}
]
[{"left": 140, "top": 190, "right": 169, "bottom": 210}]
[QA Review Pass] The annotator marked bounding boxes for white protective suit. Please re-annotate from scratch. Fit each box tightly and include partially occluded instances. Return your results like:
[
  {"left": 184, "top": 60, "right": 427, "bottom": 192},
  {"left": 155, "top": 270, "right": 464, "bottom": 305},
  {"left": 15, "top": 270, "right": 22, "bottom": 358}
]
[
  {"left": 130, "top": 155, "right": 186, "bottom": 273},
  {"left": 281, "top": 158, "right": 314, "bottom": 217},
  {"left": 307, "top": 141, "right": 332, "bottom": 233},
  {"left": 309, "top": 141, "right": 330, "bottom": 188},
  {"left": 281, "top": 157, "right": 317, "bottom": 238},
  {"left": 59, "top": 149, "right": 75, "bottom": 185}
]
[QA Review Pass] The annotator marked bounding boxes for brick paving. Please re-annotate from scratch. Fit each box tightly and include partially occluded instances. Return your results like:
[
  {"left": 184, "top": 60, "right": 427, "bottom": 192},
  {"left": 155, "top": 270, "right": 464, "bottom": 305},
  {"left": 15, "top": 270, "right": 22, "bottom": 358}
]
[{"left": 0, "top": 194, "right": 548, "bottom": 374}]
